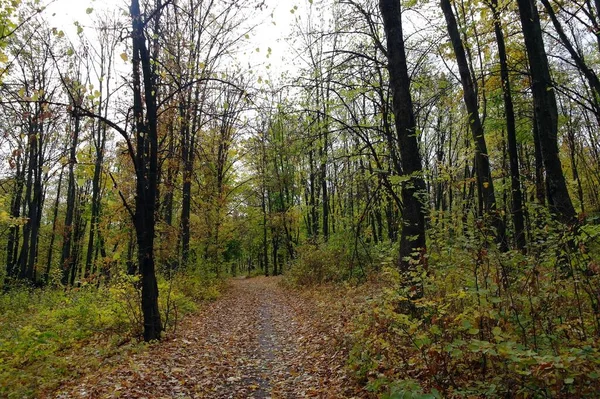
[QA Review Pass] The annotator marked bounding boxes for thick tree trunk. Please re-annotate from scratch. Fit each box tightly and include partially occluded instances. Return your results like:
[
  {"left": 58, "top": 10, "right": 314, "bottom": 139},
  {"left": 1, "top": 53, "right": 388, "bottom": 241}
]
[
  {"left": 516, "top": 0, "right": 576, "bottom": 224},
  {"left": 131, "top": 0, "right": 162, "bottom": 341},
  {"left": 379, "top": 0, "right": 428, "bottom": 270}
]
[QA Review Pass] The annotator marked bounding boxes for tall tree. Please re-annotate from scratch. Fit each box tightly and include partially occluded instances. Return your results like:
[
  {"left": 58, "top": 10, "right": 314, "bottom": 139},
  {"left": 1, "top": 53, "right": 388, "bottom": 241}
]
[
  {"left": 515, "top": 0, "right": 576, "bottom": 224},
  {"left": 441, "top": 0, "right": 507, "bottom": 249},
  {"left": 488, "top": 0, "right": 526, "bottom": 250},
  {"left": 130, "top": 0, "right": 163, "bottom": 341},
  {"left": 379, "top": 0, "right": 427, "bottom": 270},
  {"left": 85, "top": 16, "right": 118, "bottom": 279}
]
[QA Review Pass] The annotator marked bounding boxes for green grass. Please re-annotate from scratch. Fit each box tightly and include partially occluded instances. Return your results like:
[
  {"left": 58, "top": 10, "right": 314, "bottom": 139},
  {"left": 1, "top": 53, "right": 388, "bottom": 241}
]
[{"left": 0, "top": 272, "right": 223, "bottom": 398}]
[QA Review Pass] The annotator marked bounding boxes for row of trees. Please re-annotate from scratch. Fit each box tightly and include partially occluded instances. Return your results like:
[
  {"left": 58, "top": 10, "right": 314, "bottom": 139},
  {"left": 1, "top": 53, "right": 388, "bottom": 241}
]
[
  {"left": 1, "top": 0, "right": 599, "bottom": 340},
  {"left": 0, "top": 0, "right": 263, "bottom": 339},
  {"left": 243, "top": 0, "right": 592, "bottom": 271}
]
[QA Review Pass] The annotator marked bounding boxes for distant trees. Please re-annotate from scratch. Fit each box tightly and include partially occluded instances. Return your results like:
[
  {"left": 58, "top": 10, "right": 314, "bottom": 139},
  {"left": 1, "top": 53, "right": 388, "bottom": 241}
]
[{"left": 2, "top": 19, "right": 65, "bottom": 284}]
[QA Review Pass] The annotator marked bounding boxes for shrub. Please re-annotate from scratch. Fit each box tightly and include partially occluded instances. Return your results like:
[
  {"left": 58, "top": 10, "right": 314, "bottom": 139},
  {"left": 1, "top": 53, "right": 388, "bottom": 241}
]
[
  {"left": 348, "top": 220, "right": 600, "bottom": 398},
  {"left": 0, "top": 270, "right": 224, "bottom": 398},
  {"left": 287, "top": 242, "right": 350, "bottom": 285}
]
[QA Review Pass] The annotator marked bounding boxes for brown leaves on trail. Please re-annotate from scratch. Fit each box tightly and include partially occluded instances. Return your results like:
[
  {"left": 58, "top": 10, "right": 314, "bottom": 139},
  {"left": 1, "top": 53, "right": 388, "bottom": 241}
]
[{"left": 53, "top": 277, "right": 367, "bottom": 398}]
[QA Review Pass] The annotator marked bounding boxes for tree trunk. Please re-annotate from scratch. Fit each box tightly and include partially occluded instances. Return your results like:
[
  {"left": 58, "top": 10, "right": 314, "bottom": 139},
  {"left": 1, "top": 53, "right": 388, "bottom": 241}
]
[
  {"left": 44, "top": 167, "right": 64, "bottom": 283},
  {"left": 179, "top": 98, "right": 193, "bottom": 269},
  {"left": 441, "top": 0, "right": 507, "bottom": 250},
  {"left": 131, "top": 0, "right": 162, "bottom": 341},
  {"left": 85, "top": 120, "right": 107, "bottom": 278},
  {"left": 532, "top": 115, "right": 546, "bottom": 205},
  {"left": 6, "top": 158, "right": 25, "bottom": 281},
  {"left": 379, "top": 0, "right": 428, "bottom": 270},
  {"left": 516, "top": 0, "right": 576, "bottom": 224},
  {"left": 490, "top": 0, "right": 526, "bottom": 250},
  {"left": 61, "top": 113, "right": 80, "bottom": 285},
  {"left": 541, "top": 0, "right": 600, "bottom": 101}
]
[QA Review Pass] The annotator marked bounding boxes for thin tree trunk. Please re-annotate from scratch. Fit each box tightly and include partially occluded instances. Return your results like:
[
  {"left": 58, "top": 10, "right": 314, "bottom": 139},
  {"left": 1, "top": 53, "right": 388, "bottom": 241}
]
[
  {"left": 60, "top": 113, "right": 80, "bottom": 286},
  {"left": 6, "top": 160, "right": 25, "bottom": 281},
  {"left": 441, "top": 0, "right": 507, "bottom": 249},
  {"left": 532, "top": 115, "right": 546, "bottom": 204},
  {"left": 45, "top": 167, "right": 64, "bottom": 283},
  {"left": 490, "top": 0, "right": 526, "bottom": 250},
  {"left": 85, "top": 120, "right": 107, "bottom": 278}
]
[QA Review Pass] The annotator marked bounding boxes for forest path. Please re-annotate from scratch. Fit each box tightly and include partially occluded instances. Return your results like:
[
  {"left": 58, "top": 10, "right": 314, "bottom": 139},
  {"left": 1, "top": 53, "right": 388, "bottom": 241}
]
[{"left": 55, "top": 276, "right": 362, "bottom": 398}]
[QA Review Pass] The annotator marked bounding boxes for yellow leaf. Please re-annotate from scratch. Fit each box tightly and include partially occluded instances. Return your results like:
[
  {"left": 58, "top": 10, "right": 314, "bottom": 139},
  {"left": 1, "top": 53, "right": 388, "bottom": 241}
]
[{"left": 120, "top": 52, "right": 128, "bottom": 62}]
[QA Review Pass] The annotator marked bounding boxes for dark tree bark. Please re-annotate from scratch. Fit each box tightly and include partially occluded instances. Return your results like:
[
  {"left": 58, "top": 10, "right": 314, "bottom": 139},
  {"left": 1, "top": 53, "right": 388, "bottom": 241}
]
[
  {"left": 179, "top": 97, "right": 194, "bottom": 269},
  {"left": 85, "top": 111, "right": 108, "bottom": 278},
  {"left": 44, "top": 167, "right": 64, "bottom": 283},
  {"left": 86, "top": 19, "right": 117, "bottom": 278},
  {"left": 18, "top": 105, "right": 45, "bottom": 282},
  {"left": 308, "top": 148, "right": 318, "bottom": 238},
  {"left": 516, "top": 0, "right": 577, "bottom": 224},
  {"left": 5, "top": 153, "right": 25, "bottom": 281},
  {"left": 441, "top": 0, "right": 507, "bottom": 249},
  {"left": 541, "top": 0, "right": 600, "bottom": 100},
  {"left": 60, "top": 112, "right": 80, "bottom": 286},
  {"left": 489, "top": 0, "right": 526, "bottom": 250},
  {"left": 379, "top": 0, "right": 427, "bottom": 270},
  {"left": 131, "top": 0, "right": 162, "bottom": 341}
]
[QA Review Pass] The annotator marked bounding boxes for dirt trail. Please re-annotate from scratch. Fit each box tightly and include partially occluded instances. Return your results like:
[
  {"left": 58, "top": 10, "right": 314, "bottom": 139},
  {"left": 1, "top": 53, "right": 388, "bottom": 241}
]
[{"left": 55, "top": 277, "right": 362, "bottom": 398}]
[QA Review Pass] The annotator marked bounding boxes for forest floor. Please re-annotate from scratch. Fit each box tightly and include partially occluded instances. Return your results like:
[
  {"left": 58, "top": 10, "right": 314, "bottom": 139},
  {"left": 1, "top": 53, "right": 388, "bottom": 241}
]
[{"left": 52, "top": 276, "right": 367, "bottom": 398}]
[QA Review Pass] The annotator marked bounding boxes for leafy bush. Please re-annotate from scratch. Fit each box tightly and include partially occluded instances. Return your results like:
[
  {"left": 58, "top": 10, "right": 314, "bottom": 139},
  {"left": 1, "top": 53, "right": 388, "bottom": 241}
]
[
  {"left": 287, "top": 241, "right": 352, "bottom": 285},
  {"left": 348, "top": 219, "right": 600, "bottom": 398},
  {"left": 0, "top": 285, "right": 134, "bottom": 397},
  {"left": 0, "top": 271, "right": 224, "bottom": 398}
]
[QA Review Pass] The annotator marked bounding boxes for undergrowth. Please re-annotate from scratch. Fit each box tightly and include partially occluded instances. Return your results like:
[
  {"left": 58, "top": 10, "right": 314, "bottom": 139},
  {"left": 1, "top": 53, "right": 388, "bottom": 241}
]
[
  {"left": 0, "top": 272, "right": 223, "bottom": 398},
  {"left": 287, "top": 233, "right": 372, "bottom": 285},
  {"left": 287, "top": 213, "right": 600, "bottom": 398}
]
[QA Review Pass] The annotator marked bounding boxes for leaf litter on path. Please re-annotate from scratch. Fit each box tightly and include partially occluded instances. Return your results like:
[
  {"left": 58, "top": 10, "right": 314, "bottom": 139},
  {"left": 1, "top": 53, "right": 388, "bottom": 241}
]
[{"left": 53, "top": 276, "right": 367, "bottom": 398}]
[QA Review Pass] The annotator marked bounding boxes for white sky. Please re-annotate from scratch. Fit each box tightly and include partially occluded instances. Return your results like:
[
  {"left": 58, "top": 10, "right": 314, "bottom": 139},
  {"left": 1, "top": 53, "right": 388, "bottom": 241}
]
[{"left": 41, "top": 0, "right": 304, "bottom": 80}]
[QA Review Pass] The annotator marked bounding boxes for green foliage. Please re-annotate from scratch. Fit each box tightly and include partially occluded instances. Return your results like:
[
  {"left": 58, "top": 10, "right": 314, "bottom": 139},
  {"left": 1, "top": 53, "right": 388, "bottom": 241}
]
[
  {"left": 0, "top": 272, "right": 224, "bottom": 397},
  {"left": 287, "top": 238, "right": 357, "bottom": 286},
  {"left": 348, "top": 216, "right": 600, "bottom": 397},
  {"left": 0, "top": 285, "right": 133, "bottom": 397}
]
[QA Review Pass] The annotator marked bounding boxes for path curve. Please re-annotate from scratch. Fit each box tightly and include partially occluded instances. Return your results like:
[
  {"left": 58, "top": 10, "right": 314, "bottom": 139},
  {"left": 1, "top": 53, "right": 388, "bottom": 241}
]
[{"left": 54, "top": 276, "right": 364, "bottom": 398}]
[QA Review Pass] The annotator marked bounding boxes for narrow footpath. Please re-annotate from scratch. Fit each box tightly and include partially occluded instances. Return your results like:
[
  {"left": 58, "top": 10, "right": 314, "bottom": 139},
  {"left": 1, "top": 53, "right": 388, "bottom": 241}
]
[{"left": 55, "top": 277, "right": 365, "bottom": 398}]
